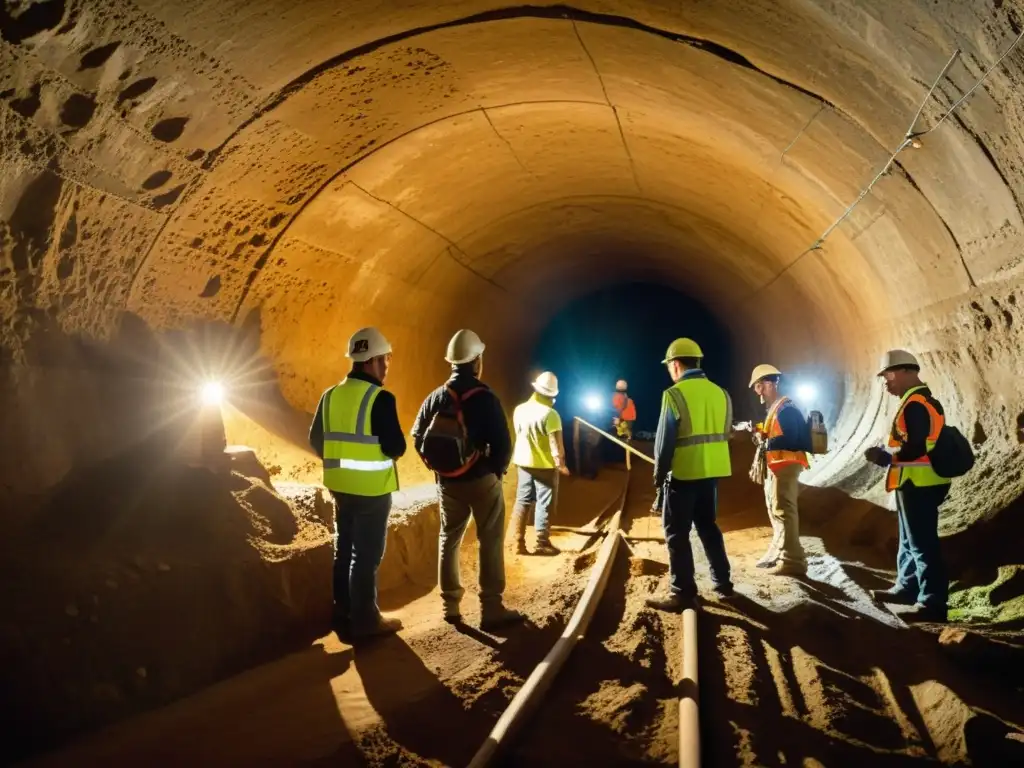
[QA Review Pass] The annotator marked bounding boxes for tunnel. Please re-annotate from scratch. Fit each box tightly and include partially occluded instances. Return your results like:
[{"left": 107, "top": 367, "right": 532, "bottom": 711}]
[{"left": 3, "top": 0, "right": 1024, "bottom": 764}]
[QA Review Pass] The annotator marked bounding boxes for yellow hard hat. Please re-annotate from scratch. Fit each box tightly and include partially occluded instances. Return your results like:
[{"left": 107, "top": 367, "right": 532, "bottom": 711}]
[
  {"left": 748, "top": 364, "right": 783, "bottom": 388},
  {"left": 661, "top": 338, "right": 703, "bottom": 364}
]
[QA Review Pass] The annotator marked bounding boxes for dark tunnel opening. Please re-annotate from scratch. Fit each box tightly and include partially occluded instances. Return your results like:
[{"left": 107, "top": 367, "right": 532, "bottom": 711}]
[{"left": 530, "top": 281, "right": 733, "bottom": 467}]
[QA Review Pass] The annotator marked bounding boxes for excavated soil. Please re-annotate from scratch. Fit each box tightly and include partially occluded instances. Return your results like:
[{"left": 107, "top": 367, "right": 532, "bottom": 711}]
[{"left": 22, "top": 450, "right": 1024, "bottom": 767}]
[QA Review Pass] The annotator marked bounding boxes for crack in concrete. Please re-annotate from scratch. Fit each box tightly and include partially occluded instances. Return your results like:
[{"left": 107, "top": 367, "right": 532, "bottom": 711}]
[
  {"left": 202, "top": 4, "right": 839, "bottom": 171},
  {"left": 482, "top": 108, "right": 533, "bottom": 177},
  {"left": 223, "top": 97, "right": 612, "bottom": 323},
  {"left": 570, "top": 19, "right": 642, "bottom": 196},
  {"left": 343, "top": 181, "right": 509, "bottom": 294},
  {"left": 949, "top": 110, "right": 1023, "bottom": 217},
  {"left": 893, "top": 160, "right": 977, "bottom": 288}
]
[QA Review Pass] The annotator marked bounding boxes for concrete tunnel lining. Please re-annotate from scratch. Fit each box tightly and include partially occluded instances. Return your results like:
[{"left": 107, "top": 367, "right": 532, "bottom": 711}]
[
  {"left": 3, "top": 2, "right": 1024, "bottom": 522},
  {"left": 3, "top": 0, "right": 1024, "bottom": 758},
  {"left": 121, "top": 13, "right": 1005, "bottom": 498}
]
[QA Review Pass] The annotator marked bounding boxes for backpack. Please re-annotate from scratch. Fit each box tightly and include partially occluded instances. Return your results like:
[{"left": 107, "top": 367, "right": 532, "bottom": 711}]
[
  {"left": 419, "top": 386, "right": 486, "bottom": 477},
  {"left": 807, "top": 410, "right": 828, "bottom": 455},
  {"left": 927, "top": 424, "right": 975, "bottom": 478}
]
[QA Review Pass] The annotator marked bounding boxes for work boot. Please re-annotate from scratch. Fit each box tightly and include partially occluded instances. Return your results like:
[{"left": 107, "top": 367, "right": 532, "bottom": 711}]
[
  {"left": 766, "top": 559, "right": 806, "bottom": 577},
  {"left": 509, "top": 505, "right": 529, "bottom": 555},
  {"left": 712, "top": 583, "right": 736, "bottom": 600},
  {"left": 871, "top": 585, "right": 917, "bottom": 605},
  {"left": 442, "top": 600, "right": 462, "bottom": 625},
  {"left": 532, "top": 535, "right": 560, "bottom": 557},
  {"left": 480, "top": 605, "right": 525, "bottom": 631},
  {"left": 755, "top": 549, "right": 778, "bottom": 569},
  {"left": 351, "top": 615, "right": 403, "bottom": 640},
  {"left": 901, "top": 603, "right": 947, "bottom": 624},
  {"left": 645, "top": 594, "right": 696, "bottom": 613}
]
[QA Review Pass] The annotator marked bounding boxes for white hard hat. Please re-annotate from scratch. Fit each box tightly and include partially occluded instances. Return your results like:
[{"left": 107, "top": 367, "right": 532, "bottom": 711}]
[
  {"left": 346, "top": 327, "right": 391, "bottom": 362},
  {"left": 615, "top": 379, "right": 628, "bottom": 391},
  {"left": 748, "top": 363, "right": 782, "bottom": 388},
  {"left": 532, "top": 371, "right": 559, "bottom": 397},
  {"left": 876, "top": 349, "right": 919, "bottom": 376},
  {"left": 445, "top": 329, "right": 486, "bottom": 365}
]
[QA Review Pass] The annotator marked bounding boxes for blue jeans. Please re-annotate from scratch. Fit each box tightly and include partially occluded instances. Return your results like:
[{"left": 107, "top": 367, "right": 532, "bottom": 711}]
[
  {"left": 331, "top": 491, "right": 391, "bottom": 632},
  {"left": 515, "top": 467, "right": 558, "bottom": 537},
  {"left": 895, "top": 483, "right": 949, "bottom": 609},
  {"left": 661, "top": 478, "right": 732, "bottom": 598}
]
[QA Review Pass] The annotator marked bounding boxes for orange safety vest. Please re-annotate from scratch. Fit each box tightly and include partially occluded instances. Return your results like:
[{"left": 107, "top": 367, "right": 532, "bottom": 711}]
[
  {"left": 885, "top": 387, "right": 946, "bottom": 492},
  {"left": 762, "top": 396, "right": 809, "bottom": 472},
  {"left": 612, "top": 392, "right": 636, "bottom": 422}
]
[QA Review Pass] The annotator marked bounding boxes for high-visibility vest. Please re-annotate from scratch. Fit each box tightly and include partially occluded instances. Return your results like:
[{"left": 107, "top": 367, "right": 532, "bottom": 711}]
[
  {"left": 664, "top": 377, "right": 733, "bottom": 481},
  {"left": 322, "top": 378, "right": 398, "bottom": 496},
  {"left": 763, "top": 397, "right": 809, "bottom": 472},
  {"left": 613, "top": 392, "right": 636, "bottom": 422},
  {"left": 885, "top": 385, "right": 950, "bottom": 493}
]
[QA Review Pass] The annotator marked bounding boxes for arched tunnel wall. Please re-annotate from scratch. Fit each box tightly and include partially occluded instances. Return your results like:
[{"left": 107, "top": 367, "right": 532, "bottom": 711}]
[{"left": 2, "top": 0, "right": 1024, "bottom": 532}]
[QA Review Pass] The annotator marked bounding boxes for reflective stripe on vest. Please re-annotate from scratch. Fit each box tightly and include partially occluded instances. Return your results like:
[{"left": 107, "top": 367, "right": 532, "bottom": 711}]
[
  {"left": 322, "top": 378, "right": 398, "bottom": 496},
  {"left": 665, "top": 378, "right": 733, "bottom": 481},
  {"left": 885, "top": 385, "right": 949, "bottom": 492},
  {"left": 764, "top": 397, "right": 809, "bottom": 472}
]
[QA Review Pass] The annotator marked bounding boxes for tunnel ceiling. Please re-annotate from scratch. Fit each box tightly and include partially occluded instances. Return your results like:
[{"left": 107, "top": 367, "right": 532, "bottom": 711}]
[{"left": 2, "top": 1, "right": 1024, "bottom": 422}]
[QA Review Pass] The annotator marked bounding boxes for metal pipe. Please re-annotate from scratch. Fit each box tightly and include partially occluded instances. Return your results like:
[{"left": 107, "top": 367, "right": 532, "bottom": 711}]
[
  {"left": 679, "top": 607, "right": 700, "bottom": 768},
  {"left": 466, "top": 507, "right": 626, "bottom": 768},
  {"left": 575, "top": 416, "right": 655, "bottom": 465}
]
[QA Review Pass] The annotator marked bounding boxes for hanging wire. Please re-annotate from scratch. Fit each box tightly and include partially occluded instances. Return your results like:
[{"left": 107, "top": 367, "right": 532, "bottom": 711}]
[
  {"left": 765, "top": 25, "right": 1024, "bottom": 283},
  {"left": 810, "top": 48, "right": 960, "bottom": 250},
  {"left": 912, "top": 27, "right": 1024, "bottom": 139}
]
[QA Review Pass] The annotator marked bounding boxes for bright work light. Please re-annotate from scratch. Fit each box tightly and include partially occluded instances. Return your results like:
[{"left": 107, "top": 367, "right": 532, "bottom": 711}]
[
  {"left": 583, "top": 393, "right": 603, "bottom": 412},
  {"left": 794, "top": 383, "right": 817, "bottom": 405},
  {"left": 200, "top": 380, "right": 225, "bottom": 406}
]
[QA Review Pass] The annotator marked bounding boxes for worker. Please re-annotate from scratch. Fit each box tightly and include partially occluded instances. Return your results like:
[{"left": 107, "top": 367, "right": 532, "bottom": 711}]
[
  {"left": 749, "top": 364, "right": 810, "bottom": 576},
  {"left": 612, "top": 379, "right": 637, "bottom": 442},
  {"left": 510, "top": 372, "right": 571, "bottom": 556},
  {"left": 308, "top": 327, "right": 406, "bottom": 640},
  {"left": 410, "top": 329, "right": 523, "bottom": 630},
  {"left": 864, "top": 350, "right": 951, "bottom": 623},
  {"left": 646, "top": 338, "right": 735, "bottom": 612}
]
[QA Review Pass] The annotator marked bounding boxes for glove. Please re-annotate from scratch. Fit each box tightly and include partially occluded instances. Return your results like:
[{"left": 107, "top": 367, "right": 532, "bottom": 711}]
[{"left": 864, "top": 446, "right": 889, "bottom": 466}]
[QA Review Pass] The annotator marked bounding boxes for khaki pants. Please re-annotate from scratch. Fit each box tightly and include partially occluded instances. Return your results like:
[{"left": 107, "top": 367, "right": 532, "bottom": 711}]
[
  {"left": 438, "top": 474, "right": 506, "bottom": 612},
  {"left": 763, "top": 463, "right": 805, "bottom": 564}
]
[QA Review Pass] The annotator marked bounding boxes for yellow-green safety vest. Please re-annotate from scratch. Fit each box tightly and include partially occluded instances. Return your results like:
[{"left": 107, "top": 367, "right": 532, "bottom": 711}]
[
  {"left": 664, "top": 377, "right": 733, "bottom": 481},
  {"left": 322, "top": 378, "right": 398, "bottom": 496},
  {"left": 886, "top": 385, "right": 950, "bottom": 492}
]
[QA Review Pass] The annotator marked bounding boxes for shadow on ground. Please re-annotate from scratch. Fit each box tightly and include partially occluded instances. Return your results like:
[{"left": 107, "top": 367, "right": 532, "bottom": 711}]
[{"left": 699, "top": 594, "right": 1024, "bottom": 768}]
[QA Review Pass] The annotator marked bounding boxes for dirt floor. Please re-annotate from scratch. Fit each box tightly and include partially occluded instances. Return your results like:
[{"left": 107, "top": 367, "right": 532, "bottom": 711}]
[{"left": 19, "top": 447, "right": 1024, "bottom": 767}]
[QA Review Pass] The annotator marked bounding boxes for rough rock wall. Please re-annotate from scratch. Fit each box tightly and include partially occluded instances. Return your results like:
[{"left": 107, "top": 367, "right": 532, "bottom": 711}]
[{"left": 1, "top": 0, "right": 1023, "bottom": 529}]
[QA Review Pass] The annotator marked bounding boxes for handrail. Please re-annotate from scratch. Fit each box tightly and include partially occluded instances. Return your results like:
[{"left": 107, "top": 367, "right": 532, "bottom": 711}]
[{"left": 574, "top": 416, "right": 655, "bottom": 465}]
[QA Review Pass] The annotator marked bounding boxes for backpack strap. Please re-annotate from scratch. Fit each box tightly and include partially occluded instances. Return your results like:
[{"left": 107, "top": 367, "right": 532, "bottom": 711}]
[{"left": 431, "top": 386, "right": 488, "bottom": 478}]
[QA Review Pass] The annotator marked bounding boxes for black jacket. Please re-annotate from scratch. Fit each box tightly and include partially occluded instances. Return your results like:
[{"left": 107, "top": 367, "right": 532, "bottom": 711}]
[
  {"left": 308, "top": 371, "right": 407, "bottom": 460},
  {"left": 411, "top": 371, "right": 512, "bottom": 482},
  {"left": 764, "top": 399, "right": 810, "bottom": 453},
  {"left": 868, "top": 386, "right": 943, "bottom": 468}
]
